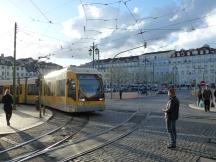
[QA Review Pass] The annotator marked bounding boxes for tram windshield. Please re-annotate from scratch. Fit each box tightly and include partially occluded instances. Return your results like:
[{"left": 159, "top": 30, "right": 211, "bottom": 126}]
[{"left": 77, "top": 74, "right": 104, "bottom": 101}]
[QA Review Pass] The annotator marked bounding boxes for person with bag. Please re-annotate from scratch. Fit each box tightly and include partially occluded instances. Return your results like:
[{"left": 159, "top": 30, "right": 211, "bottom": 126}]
[
  {"left": 163, "top": 88, "right": 180, "bottom": 149},
  {"left": 213, "top": 88, "right": 216, "bottom": 108},
  {"left": 197, "top": 85, "right": 202, "bottom": 107},
  {"left": 202, "top": 85, "right": 212, "bottom": 112},
  {"left": 2, "top": 89, "right": 13, "bottom": 126}
]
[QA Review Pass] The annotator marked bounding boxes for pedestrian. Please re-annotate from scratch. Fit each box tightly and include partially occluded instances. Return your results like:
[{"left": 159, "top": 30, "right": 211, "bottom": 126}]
[
  {"left": 202, "top": 85, "right": 212, "bottom": 112},
  {"left": 119, "top": 89, "right": 123, "bottom": 100},
  {"left": 213, "top": 87, "right": 216, "bottom": 106},
  {"left": 2, "top": 89, "right": 13, "bottom": 126},
  {"left": 197, "top": 85, "right": 202, "bottom": 106},
  {"left": 163, "top": 88, "right": 180, "bottom": 149}
]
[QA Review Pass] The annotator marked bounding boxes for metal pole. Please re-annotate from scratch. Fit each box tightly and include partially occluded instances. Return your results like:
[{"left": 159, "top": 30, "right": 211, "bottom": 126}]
[
  {"left": 153, "top": 60, "right": 154, "bottom": 84},
  {"left": 98, "top": 50, "right": 100, "bottom": 70},
  {"left": 39, "top": 74, "right": 42, "bottom": 118},
  {"left": 24, "top": 77, "right": 28, "bottom": 104},
  {"left": 93, "top": 42, "right": 95, "bottom": 68},
  {"left": 110, "top": 65, "right": 113, "bottom": 99},
  {"left": 109, "top": 44, "right": 145, "bottom": 99},
  {"left": 13, "top": 22, "right": 17, "bottom": 110}
]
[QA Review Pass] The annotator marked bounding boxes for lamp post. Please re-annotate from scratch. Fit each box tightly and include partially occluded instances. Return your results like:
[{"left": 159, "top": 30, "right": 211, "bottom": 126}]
[
  {"left": 172, "top": 66, "right": 177, "bottom": 86},
  {"left": 110, "top": 44, "right": 145, "bottom": 99},
  {"left": 95, "top": 48, "right": 99, "bottom": 69},
  {"left": 89, "top": 42, "right": 99, "bottom": 69},
  {"left": 152, "top": 56, "right": 156, "bottom": 84},
  {"left": 13, "top": 22, "right": 17, "bottom": 110}
]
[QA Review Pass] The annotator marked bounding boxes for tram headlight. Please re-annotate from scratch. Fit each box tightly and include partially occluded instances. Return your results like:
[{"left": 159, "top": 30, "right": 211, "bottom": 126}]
[
  {"left": 79, "top": 98, "right": 86, "bottom": 102},
  {"left": 99, "top": 98, "right": 103, "bottom": 101}
]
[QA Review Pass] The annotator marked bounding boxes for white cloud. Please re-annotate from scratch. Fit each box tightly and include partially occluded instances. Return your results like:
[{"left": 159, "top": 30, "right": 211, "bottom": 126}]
[
  {"left": 169, "top": 14, "right": 179, "bottom": 21},
  {"left": 62, "top": 19, "right": 82, "bottom": 39},
  {"left": 3, "top": 0, "right": 216, "bottom": 67},
  {"left": 78, "top": 5, "right": 85, "bottom": 18},
  {"left": 84, "top": 5, "right": 101, "bottom": 18},
  {"left": 133, "top": 7, "right": 139, "bottom": 14}
]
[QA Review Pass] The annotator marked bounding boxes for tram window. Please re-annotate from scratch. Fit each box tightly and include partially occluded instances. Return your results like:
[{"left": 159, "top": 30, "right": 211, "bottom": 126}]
[
  {"left": 19, "top": 85, "right": 22, "bottom": 95},
  {"left": 10, "top": 86, "right": 14, "bottom": 95},
  {"left": 51, "top": 82, "right": 56, "bottom": 96},
  {"left": 0, "top": 86, "right": 3, "bottom": 95},
  {"left": 27, "top": 84, "right": 39, "bottom": 95},
  {"left": 68, "top": 79, "right": 76, "bottom": 100},
  {"left": 56, "top": 80, "right": 65, "bottom": 96},
  {"left": 45, "top": 83, "right": 51, "bottom": 96}
]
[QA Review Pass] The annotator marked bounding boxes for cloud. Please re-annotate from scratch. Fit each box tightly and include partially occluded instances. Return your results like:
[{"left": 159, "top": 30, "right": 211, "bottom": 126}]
[
  {"left": 53, "top": 0, "right": 216, "bottom": 64},
  {"left": 3, "top": 0, "right": 216, "bottom": 66}
]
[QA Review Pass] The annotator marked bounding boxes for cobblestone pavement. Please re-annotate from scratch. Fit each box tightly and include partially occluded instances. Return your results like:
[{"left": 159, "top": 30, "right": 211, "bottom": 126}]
[{"left": 74, "top": 90, "right": 216, "bottom": 162}]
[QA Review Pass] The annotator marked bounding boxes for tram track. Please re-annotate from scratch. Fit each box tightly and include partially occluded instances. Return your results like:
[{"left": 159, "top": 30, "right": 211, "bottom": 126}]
[
  {"left": 12, "top": 110, "right": 148, "bottom": 162},
  {"left": 0, "top": 112, "right": 90, "bottom": 162}
]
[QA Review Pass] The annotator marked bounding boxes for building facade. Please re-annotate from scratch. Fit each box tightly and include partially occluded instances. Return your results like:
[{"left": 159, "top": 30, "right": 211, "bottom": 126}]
[
  {"left": 81, "top": 45, "right": 216, "bottom": 86},
  {"left": 0, "top": 54, "right": 62, "bottom": 80}
]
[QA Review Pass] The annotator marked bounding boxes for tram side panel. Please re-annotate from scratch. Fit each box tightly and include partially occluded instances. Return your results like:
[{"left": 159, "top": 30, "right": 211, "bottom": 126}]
[{"left": 43, "top": 79, "right": 67, "bottom": 111}]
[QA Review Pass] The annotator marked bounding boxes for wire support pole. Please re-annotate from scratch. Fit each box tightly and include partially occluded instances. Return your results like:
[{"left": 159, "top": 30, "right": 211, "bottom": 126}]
[
  {"left": 110, "top": 44, "right": 145, "bottom": 99},
  {"left": 13, "top": 22, "right": 17, "bottom": 110}
]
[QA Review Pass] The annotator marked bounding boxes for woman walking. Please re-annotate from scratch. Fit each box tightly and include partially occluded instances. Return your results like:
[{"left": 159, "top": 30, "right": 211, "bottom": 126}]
[{"left": 2, "top": 89, "right": 13, "bottom": 126}]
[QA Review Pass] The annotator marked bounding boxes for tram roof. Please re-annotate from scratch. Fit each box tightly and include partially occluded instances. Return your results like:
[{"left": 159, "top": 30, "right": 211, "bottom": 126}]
[
  {"left": 67, "top": 66, "right": 101, "bottom": 74},
  {"left": 44, "top": 66, "right": 101, "bottom": 79}
]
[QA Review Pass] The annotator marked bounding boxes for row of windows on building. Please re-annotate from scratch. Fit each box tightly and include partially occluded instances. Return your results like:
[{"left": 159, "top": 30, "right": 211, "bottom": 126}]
[
  {"left": 98, "top": 59, "right": 216, "bottom": 71},
  {"left": 0, "top": 66, "right": 25, "bottom": 71},
  {"left": 1, "top": 71, "right": 37, "bottom": 77}
]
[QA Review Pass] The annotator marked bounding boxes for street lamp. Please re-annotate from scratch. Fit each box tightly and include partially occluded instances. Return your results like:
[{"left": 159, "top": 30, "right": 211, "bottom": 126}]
[
  {"left": 95, "top": 47, "right": 100, "bottom": 69},
  {"left": 89, "top": 42, "right": 99, "bottom": 69},
  {"left": 152, "top": 56, "right": 156, "bottom": 84},
  {"left": 172, "top": 66, "right": 177, "bottom": 86},
  {"left": 110, "top": 44, "right": 145, "bottom": 99}
]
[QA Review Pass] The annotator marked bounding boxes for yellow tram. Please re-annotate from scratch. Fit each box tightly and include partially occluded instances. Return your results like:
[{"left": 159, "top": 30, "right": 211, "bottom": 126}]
[{"left": 0, "top": 66, "right": 105, "bottom": 113}]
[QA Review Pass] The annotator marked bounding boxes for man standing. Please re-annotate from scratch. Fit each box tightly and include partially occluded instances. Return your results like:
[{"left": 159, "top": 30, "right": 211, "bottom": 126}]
[
  {"left": 163, "top": 88, "right": 180, "bottom": 149},
  {"left": 203, "top": 85, "right": 212, "bottom": 112},
  {"left": 2, "top": 89, "right": 13, "bottom": 126},
  {"left": 119, "top": 89, "right": 123, "bottom": 100}
]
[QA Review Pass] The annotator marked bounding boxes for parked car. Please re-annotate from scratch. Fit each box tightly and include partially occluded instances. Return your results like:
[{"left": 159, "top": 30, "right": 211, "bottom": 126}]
[
  {"left": 140, "top": 88, "right": 148, "bottom": 95},
  {"left": 157, "top": 89, "right": 167, "bottom": 94}
]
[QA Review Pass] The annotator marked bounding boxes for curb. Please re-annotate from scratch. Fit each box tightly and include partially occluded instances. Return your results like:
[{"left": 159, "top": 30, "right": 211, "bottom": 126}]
[
  {"left": 189, "top": 103, "right": 216, "bottom": 112},
  {"left": 0, "top": 107, "right": 53, "bottom": 135}
]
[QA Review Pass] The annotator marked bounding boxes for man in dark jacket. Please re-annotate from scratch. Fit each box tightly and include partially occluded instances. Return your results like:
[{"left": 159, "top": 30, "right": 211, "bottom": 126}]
[
  {"left": 203, "top": 85, "right": 212, "bottom": 112},
  {"left": 214, "top": 88, "right": 216, "bottom": 104},
  {"left": 2, "top": 89, "right": 13, "bottom": 126},
  {"left": 163, "top": 88, "right": 179, "bottom": 148}
]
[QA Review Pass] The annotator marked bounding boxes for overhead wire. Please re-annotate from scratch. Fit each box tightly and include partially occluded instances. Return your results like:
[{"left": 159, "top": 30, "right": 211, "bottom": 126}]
[
  {"left": 5, "top": 0, "right": 216, "bottom": 63},
  {"left": 120, "top": 0, "right": 145, "bottom": 45},
  {"left": 29, "top": 0, "right": 52, "bottom": 23},
  {"left": 83, "top": 1, "right": 121, "bottom": 6}
]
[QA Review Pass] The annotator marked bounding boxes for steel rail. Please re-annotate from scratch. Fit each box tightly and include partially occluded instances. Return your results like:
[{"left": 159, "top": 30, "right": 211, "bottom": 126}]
[
  {"left": 16, "top": 110, "right": 139, "bottom": 161},
  {"left": 0, "top": 118, "right": 72, "bottom": 154},
  {"left": 60, "top": 126, "right": 138, "bottom": 162},
  {"left": 7, "top": 115, "right": 90, "bottom": 162}
]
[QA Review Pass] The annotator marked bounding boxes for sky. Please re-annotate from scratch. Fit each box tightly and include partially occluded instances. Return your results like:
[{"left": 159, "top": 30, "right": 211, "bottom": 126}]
[{"left": 1, "top": 0, "right": 216, "bottom": 67}]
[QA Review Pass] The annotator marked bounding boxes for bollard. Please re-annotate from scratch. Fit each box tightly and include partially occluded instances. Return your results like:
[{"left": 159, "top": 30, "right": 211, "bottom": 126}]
[{"left": 42, "top": 106, "right": 46, "bottom": 116}]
